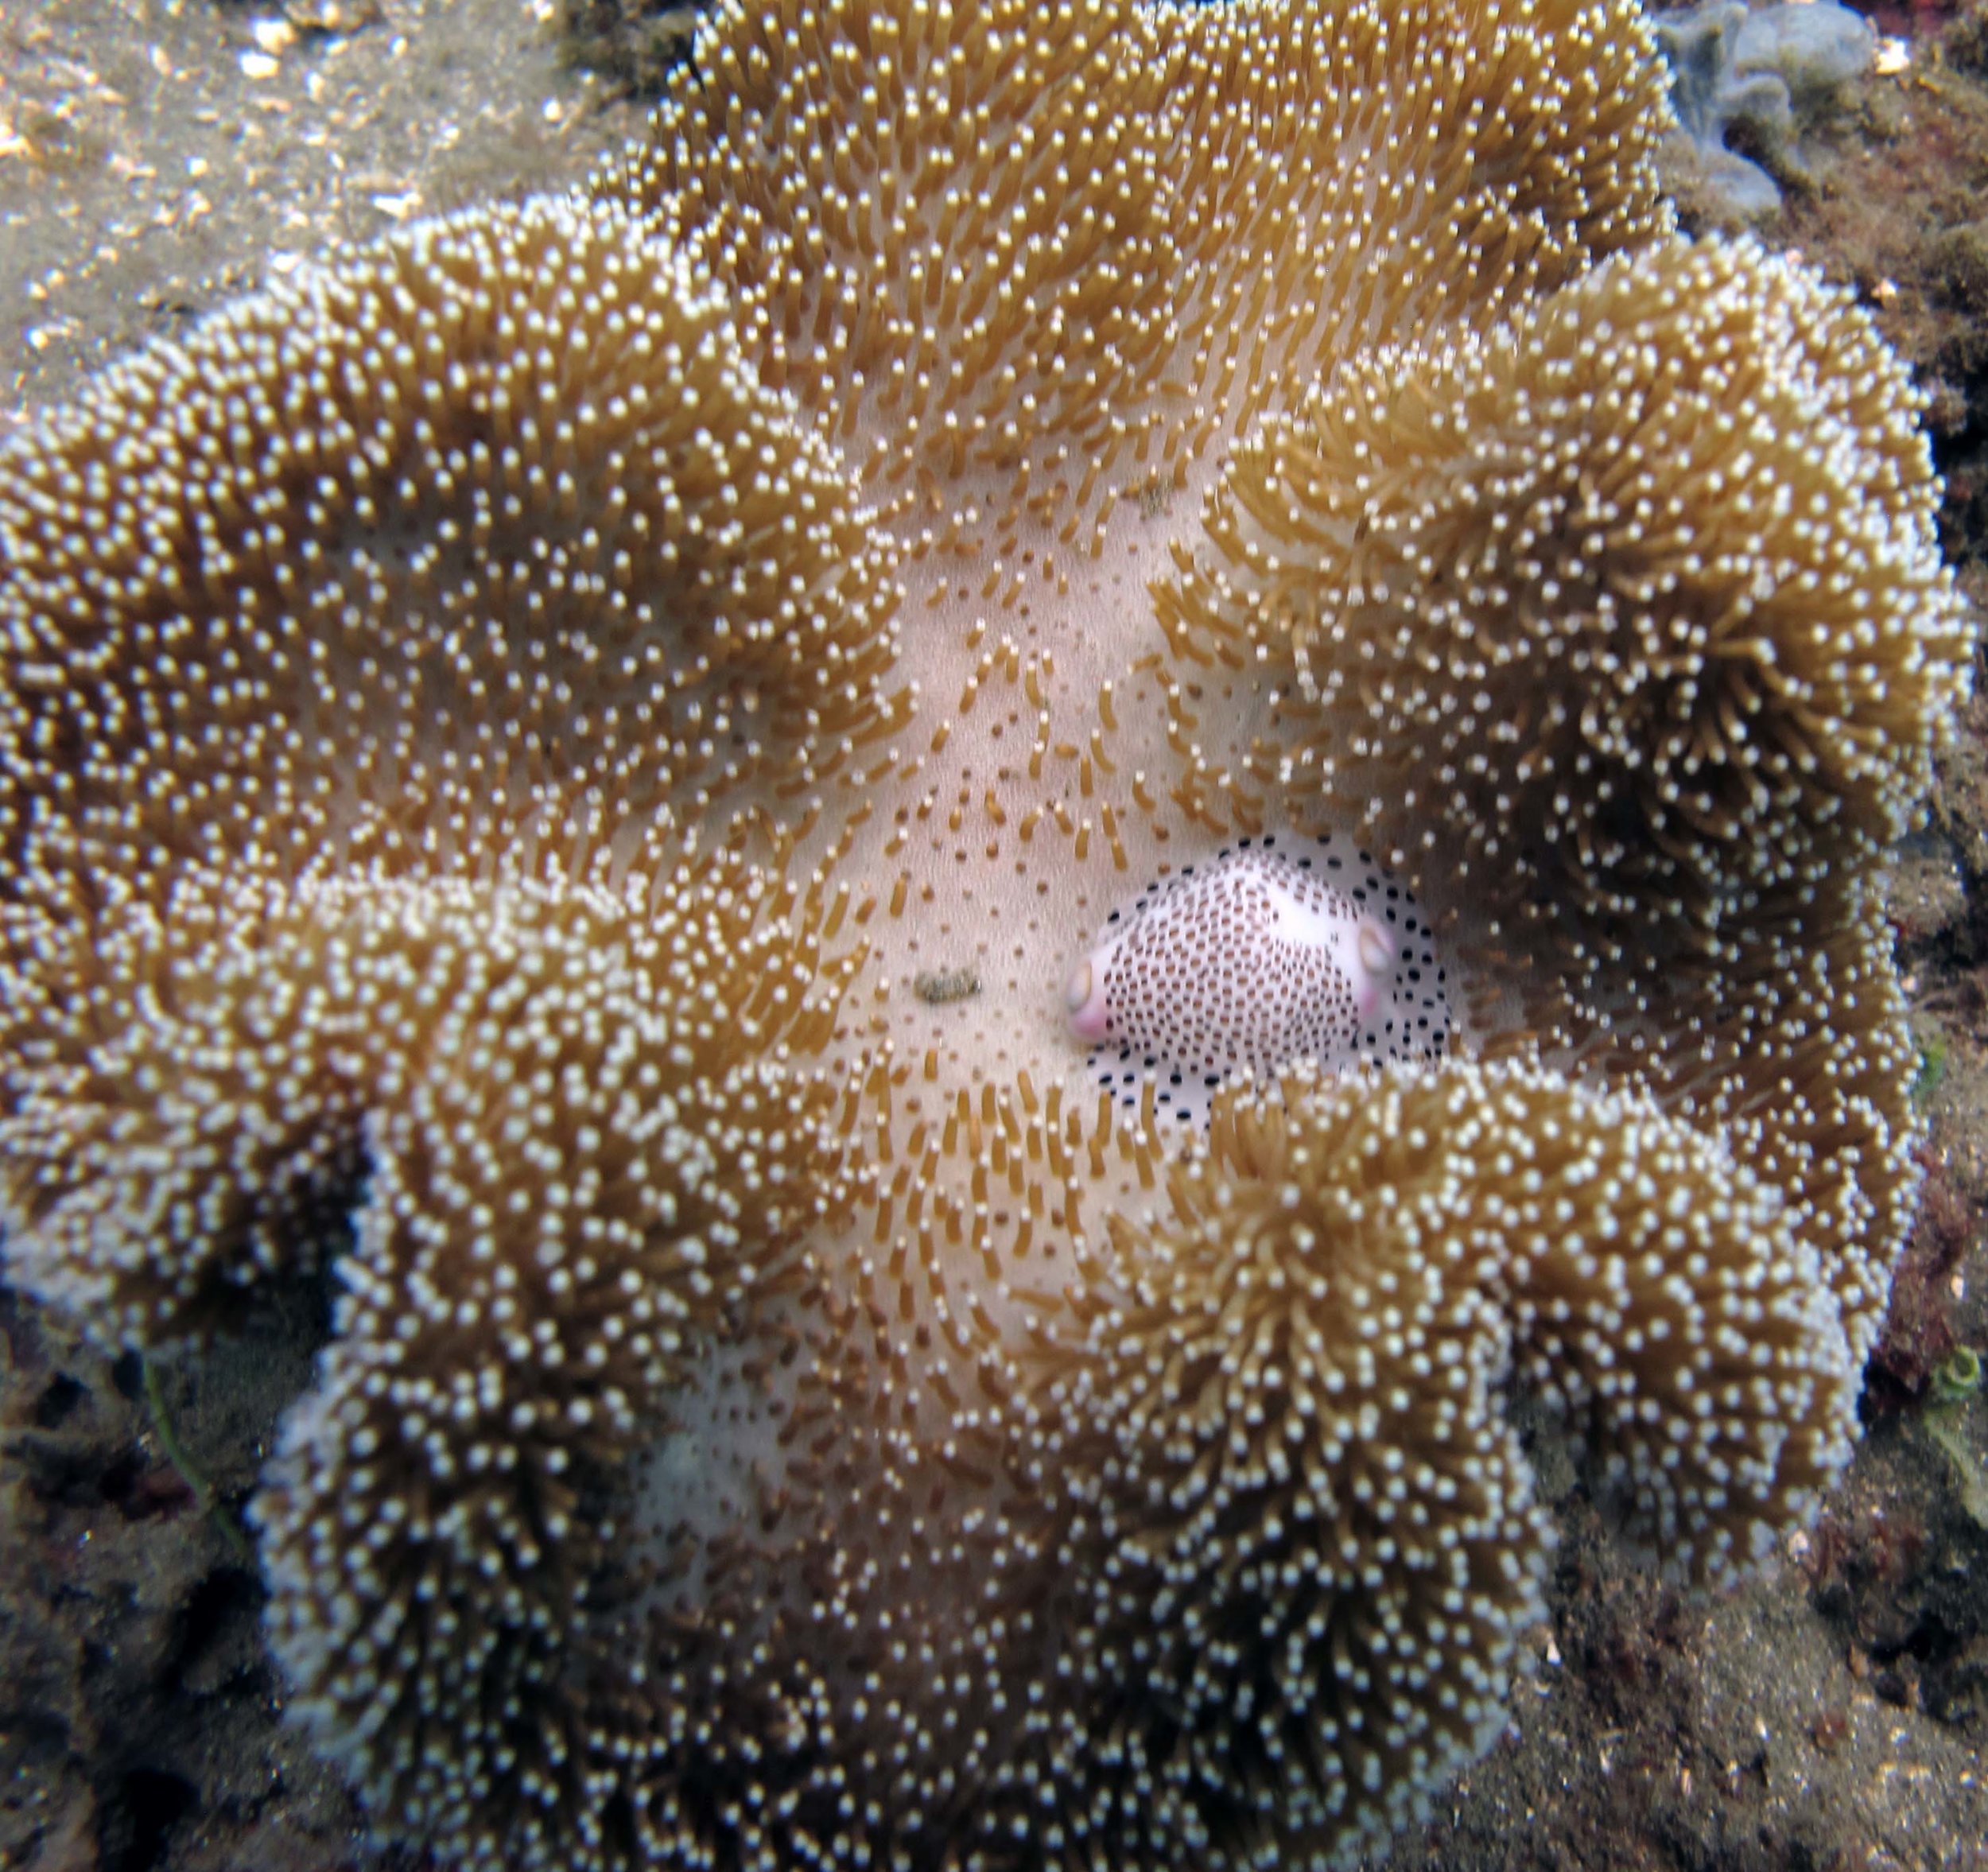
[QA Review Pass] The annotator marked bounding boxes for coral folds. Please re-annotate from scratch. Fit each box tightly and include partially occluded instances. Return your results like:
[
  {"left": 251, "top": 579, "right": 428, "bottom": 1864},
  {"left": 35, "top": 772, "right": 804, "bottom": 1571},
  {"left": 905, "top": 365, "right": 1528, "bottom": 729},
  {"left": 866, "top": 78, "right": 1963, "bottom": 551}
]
[{"left": 0, "top": 0, "right": 1969, "bottom": 1867}]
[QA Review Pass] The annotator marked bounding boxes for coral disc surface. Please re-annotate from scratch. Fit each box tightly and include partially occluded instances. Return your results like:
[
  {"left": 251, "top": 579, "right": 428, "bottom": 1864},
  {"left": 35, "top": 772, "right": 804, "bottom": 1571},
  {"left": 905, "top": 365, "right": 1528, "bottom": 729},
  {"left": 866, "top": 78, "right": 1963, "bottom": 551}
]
[{"left": 0, "top": 0, "right": 1971, "bottom": 1868}]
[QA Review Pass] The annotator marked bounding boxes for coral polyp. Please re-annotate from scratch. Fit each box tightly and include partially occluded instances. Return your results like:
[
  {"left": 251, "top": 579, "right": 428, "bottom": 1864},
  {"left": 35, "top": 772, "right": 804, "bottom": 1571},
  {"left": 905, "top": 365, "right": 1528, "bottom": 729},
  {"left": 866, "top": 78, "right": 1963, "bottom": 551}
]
[{"left": 0, "top": 0, "right": 1969, "bottom": 1868}]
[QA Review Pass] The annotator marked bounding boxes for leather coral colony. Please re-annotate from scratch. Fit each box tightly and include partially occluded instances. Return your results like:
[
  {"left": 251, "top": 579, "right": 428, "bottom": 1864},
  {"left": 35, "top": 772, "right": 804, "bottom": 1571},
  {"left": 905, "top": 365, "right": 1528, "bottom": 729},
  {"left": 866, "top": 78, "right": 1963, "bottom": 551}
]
[{"left": 0, "top": 0, "right": 1967, "bottom": 1868}]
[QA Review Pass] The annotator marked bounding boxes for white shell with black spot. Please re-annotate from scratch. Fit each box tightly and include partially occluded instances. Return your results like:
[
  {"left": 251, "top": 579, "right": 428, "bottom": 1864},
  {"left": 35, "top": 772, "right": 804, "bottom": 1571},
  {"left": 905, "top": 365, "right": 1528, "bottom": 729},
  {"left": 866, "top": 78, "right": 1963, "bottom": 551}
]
[{"left": 1064, "top": 833, "right": 1452, "bottom": 1124}]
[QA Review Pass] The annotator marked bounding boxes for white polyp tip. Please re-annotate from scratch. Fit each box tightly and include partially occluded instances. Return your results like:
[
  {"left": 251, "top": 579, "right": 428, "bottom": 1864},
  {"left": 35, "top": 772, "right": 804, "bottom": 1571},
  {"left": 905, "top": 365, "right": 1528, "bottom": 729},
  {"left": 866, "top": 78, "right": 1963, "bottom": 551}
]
[
  {"left": 1065, "top": 958, "right": 1093, "bottom": 1012},
  {"left": 1357, "top": 918, "right": 1396, "bottom": 977}
]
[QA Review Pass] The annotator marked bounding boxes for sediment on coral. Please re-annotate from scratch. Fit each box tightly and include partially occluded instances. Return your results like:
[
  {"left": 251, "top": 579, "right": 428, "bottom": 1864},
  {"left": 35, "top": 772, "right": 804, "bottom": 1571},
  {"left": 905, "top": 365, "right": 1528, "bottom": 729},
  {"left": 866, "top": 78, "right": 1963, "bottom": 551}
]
[{"left": 0, "top": 0, "right": 1970, "bottom": 1868}]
